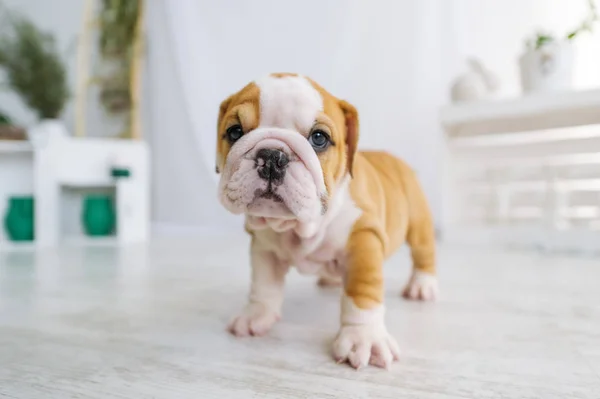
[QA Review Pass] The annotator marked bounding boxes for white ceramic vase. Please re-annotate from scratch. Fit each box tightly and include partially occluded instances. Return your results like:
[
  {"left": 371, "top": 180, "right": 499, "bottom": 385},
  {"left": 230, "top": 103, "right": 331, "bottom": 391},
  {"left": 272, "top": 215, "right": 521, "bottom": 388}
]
[
  {"left": 519, "top": 41, "right": 574, "bottom": 94},
  {"left": 27, "top": 119, "right": 68, "bottom": 148}
]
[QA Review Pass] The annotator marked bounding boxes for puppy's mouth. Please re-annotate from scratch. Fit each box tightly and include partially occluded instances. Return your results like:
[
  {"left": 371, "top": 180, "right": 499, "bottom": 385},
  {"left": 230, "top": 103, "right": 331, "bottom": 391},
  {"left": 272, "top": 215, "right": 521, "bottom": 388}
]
[
  {"left": 247, "top": 185, "right": 294, "bottom": 219},
  {"left": 254, "top": 187, "right": 284, "bottom": 204}
]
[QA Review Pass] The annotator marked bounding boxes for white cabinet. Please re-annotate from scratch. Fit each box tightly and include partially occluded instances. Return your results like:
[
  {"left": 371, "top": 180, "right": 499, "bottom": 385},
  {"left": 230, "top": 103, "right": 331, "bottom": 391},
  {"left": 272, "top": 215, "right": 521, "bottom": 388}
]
[
  {"left": 0, "top": 127, "right": 150, "bottom": 250},
  {"left": 441, "top": 89, "right": 600, "bottom": 254}
]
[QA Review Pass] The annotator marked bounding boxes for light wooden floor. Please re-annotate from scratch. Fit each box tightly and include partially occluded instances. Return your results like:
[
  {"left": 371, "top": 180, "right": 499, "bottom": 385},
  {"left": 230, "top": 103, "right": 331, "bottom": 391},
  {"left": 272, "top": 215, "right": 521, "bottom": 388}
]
[{"left": 0, "top": 234, "right": 599, "bottom": 398}]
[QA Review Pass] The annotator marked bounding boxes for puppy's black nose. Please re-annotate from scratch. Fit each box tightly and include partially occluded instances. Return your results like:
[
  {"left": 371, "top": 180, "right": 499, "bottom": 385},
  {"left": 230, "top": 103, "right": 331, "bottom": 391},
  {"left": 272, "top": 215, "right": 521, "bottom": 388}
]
[{"left": 256, "top": 148, "right": 289, "bottom": 184}]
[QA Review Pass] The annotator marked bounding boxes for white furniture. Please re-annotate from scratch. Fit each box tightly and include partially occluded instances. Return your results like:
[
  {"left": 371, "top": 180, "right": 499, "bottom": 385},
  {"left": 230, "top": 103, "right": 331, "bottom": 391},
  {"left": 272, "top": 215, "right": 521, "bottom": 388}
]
[
  {"left": 0, "top": 126, "right": 150, "bottom": 250},
  {"left": 441, "top": 89, "right": 600, "bottom": 254}
]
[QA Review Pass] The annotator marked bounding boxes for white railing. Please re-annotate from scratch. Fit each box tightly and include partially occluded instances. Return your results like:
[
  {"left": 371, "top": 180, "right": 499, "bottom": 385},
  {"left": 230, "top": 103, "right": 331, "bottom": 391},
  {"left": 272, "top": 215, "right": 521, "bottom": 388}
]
[{"left": 442, "top": 90, "right": 600, "bottom": 254}]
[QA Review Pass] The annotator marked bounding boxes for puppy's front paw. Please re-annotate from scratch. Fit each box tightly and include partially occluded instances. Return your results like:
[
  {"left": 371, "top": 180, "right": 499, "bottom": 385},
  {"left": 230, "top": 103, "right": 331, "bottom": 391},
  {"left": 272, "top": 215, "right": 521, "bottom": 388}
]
[
  {"left": 402, "top": 271, "right": 438, "bottom": 301},
  {"left": 332, "top": 324, "right": 400, "bottom": 370},
  {"left": 227, "top": 303, "right": 279, "bottom": 337}
]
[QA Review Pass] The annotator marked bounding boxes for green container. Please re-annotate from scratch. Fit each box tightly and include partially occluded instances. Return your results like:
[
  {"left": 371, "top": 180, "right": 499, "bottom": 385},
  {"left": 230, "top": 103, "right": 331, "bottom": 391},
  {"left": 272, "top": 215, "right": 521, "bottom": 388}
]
[
  {"left": 82, "top": 195, "right": 116, "bottom": 237},
  {"left": 110, "top": 167, "right": 131, "bottom": 179},
  {"left": 3, "top": 196, "right": 35, "bottom": 241}
]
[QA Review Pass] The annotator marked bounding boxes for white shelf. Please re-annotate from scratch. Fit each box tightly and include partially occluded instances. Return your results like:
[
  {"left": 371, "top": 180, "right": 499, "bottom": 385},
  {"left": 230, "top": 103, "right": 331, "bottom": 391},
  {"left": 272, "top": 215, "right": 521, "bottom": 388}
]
[
  {"left": 0, "top": 140, "right": 33, "bottom": 153},
  {"left": 62, "top": 236, "right": 119, "bottom": 247},
  {"left": 61, "top": 180, "right": 116, "bottom": 189},
  {"left": 0, "top": 237, "right": 121, "bottom": 252},
  {"left": 1, "top": 128, "right": 150, "bottom": 250},
  {"left": 0, "top": 241, "right": 36, "bottom": 252},
  {"left": 441, "top": 89, "right": 600, "bottom": 137}
]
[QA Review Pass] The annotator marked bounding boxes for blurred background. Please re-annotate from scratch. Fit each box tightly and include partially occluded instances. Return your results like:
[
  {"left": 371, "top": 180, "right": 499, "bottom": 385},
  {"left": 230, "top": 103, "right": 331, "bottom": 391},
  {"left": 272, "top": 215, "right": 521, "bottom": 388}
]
[
  {"left": 2, "top": 2, "right": 600, "bottom": 396},
  {"left": 1, "top": 0, "right": 599, "bottom": 253}
]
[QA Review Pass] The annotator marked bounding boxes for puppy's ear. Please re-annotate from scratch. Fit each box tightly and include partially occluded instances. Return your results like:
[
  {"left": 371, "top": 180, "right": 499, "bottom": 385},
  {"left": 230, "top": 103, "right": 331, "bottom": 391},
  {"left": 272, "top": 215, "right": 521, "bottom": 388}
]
[
  {"left": 216, "top": 95, "right": 234, "bottom": 174},
  {"left": 338, "top": 100, "right": 359, "bottom": 177}
]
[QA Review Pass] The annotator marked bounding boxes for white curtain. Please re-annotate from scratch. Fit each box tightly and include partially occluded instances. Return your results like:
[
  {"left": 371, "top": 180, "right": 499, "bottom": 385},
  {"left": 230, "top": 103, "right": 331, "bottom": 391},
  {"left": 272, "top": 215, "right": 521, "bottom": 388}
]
[{"left": 150, "top": 0, "right": 454, "bottom": 230}]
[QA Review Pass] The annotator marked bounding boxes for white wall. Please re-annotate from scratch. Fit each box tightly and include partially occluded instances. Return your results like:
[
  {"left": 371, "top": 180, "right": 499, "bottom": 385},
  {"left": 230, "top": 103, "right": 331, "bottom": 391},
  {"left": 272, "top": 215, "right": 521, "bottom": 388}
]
[{"left": 144, "top": 0, "right": 239, "bottom": 230}]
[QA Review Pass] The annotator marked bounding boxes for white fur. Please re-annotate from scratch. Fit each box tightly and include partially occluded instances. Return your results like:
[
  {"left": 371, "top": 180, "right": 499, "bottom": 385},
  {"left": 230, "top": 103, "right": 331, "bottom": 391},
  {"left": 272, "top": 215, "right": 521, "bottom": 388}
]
[
  {"left": 219, "top": 128, "right": 326, "bottom": 222},
  {"left": 228, "top": 302, "right": 280, "bottom": 337},
  {"left": 402, "top": 270, "right": 438, "bottom": 301},
  {"left": 290, "top": 177, "right": 361, "bottom": 273},
  {"left": 251, "top": 177, "right": 361, "bottom": 276},
  {"left": 340, "top": 293, "right": 385, "bottom": 325},
  {"left": 228, "top": 248, "right": 289, "bottom": 337},
  {"left": 255, "top": 75, "right": 323, "bottom": 132},
  {"left": 333, "top": 294, "right": 401, "bottom": 369},
  {"left": 230, "top": 179, "right": 362, "bottom": 338}
]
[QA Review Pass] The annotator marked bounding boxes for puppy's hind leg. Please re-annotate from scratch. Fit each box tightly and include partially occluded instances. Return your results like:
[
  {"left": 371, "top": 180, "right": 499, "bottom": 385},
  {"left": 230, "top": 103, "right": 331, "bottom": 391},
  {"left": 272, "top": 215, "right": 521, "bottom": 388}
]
[
  {"left": 317, "top": 259, "right": 343, "bottom": 287},
  {"left": 401, "top": 176, "right": 438, "bottom": 301}
]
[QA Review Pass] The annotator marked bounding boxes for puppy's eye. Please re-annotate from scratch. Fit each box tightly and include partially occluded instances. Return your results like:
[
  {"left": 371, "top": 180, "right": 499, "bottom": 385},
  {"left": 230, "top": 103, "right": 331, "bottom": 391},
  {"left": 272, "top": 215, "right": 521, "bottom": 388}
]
[
  {"left": 308, "top": 130, "right": 330, "bottom": 151},
  {"left": 226, "top": 125, "right": 244, "bottom": 143}
]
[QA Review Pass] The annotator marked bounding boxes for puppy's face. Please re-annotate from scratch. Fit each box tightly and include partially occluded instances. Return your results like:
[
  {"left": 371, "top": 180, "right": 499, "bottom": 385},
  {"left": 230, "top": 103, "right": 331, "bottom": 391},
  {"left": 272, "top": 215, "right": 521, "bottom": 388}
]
[{"left": 216, "top": 74, "right": 358, "bottom": 233}]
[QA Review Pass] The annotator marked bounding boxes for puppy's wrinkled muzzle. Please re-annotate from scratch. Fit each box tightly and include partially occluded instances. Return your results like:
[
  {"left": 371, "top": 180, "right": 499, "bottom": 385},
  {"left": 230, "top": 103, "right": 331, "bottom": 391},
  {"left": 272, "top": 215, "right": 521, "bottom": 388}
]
[{"left": 218, "top": 128, "right": 327, "bottom": 227}]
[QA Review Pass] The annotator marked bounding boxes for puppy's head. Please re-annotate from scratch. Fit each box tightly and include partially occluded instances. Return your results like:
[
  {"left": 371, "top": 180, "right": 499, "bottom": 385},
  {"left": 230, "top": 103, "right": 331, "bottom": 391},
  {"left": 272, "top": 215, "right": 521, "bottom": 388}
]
[{"left": 216, "top": 73, "right": 358, "bottom": 235}]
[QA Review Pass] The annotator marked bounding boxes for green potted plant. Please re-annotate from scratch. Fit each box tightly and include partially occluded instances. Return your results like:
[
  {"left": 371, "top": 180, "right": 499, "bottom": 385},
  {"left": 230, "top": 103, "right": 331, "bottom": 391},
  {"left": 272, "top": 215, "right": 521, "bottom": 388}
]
[
  {"left": 519, "top": 0, "right": 598, "bottom": 94},
  {"left": 0, "top": 13, "right": 69, "bottom": 145}
]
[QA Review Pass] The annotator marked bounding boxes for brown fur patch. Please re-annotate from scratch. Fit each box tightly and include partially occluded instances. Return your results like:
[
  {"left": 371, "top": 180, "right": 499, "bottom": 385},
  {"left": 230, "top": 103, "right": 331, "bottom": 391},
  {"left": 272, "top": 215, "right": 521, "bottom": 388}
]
[
  {"left": 270, "top": 72, "right": 299, "bottom": 78},
  {"left": 216, "top": 83, "right": 260, "bottom": 171},
  {"left": 344, "top": 152, "right": 436, "bottom": 309},
  {"left": 305, "top": 78, "right": 358, "bottom": 192}
]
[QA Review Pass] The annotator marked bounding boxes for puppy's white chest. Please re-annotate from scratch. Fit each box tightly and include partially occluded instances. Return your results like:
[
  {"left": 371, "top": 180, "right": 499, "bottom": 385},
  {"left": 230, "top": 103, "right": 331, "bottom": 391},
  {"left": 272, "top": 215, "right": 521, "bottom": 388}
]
[
  {"left": 280, "top": 231, "right": 344, "bottom": 276},
  {"left": 251, "top": 177, "right": 362, "bottom": 276},
  {"left": 275, "top": 196, "right": 361, "bottom": 276}
]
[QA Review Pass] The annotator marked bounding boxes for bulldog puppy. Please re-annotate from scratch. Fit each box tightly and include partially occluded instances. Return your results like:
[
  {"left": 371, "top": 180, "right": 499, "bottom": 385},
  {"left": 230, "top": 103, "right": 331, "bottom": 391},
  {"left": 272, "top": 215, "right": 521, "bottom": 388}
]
[{"left": 216, "top": 73, "right": 437, "bottom": 369}]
